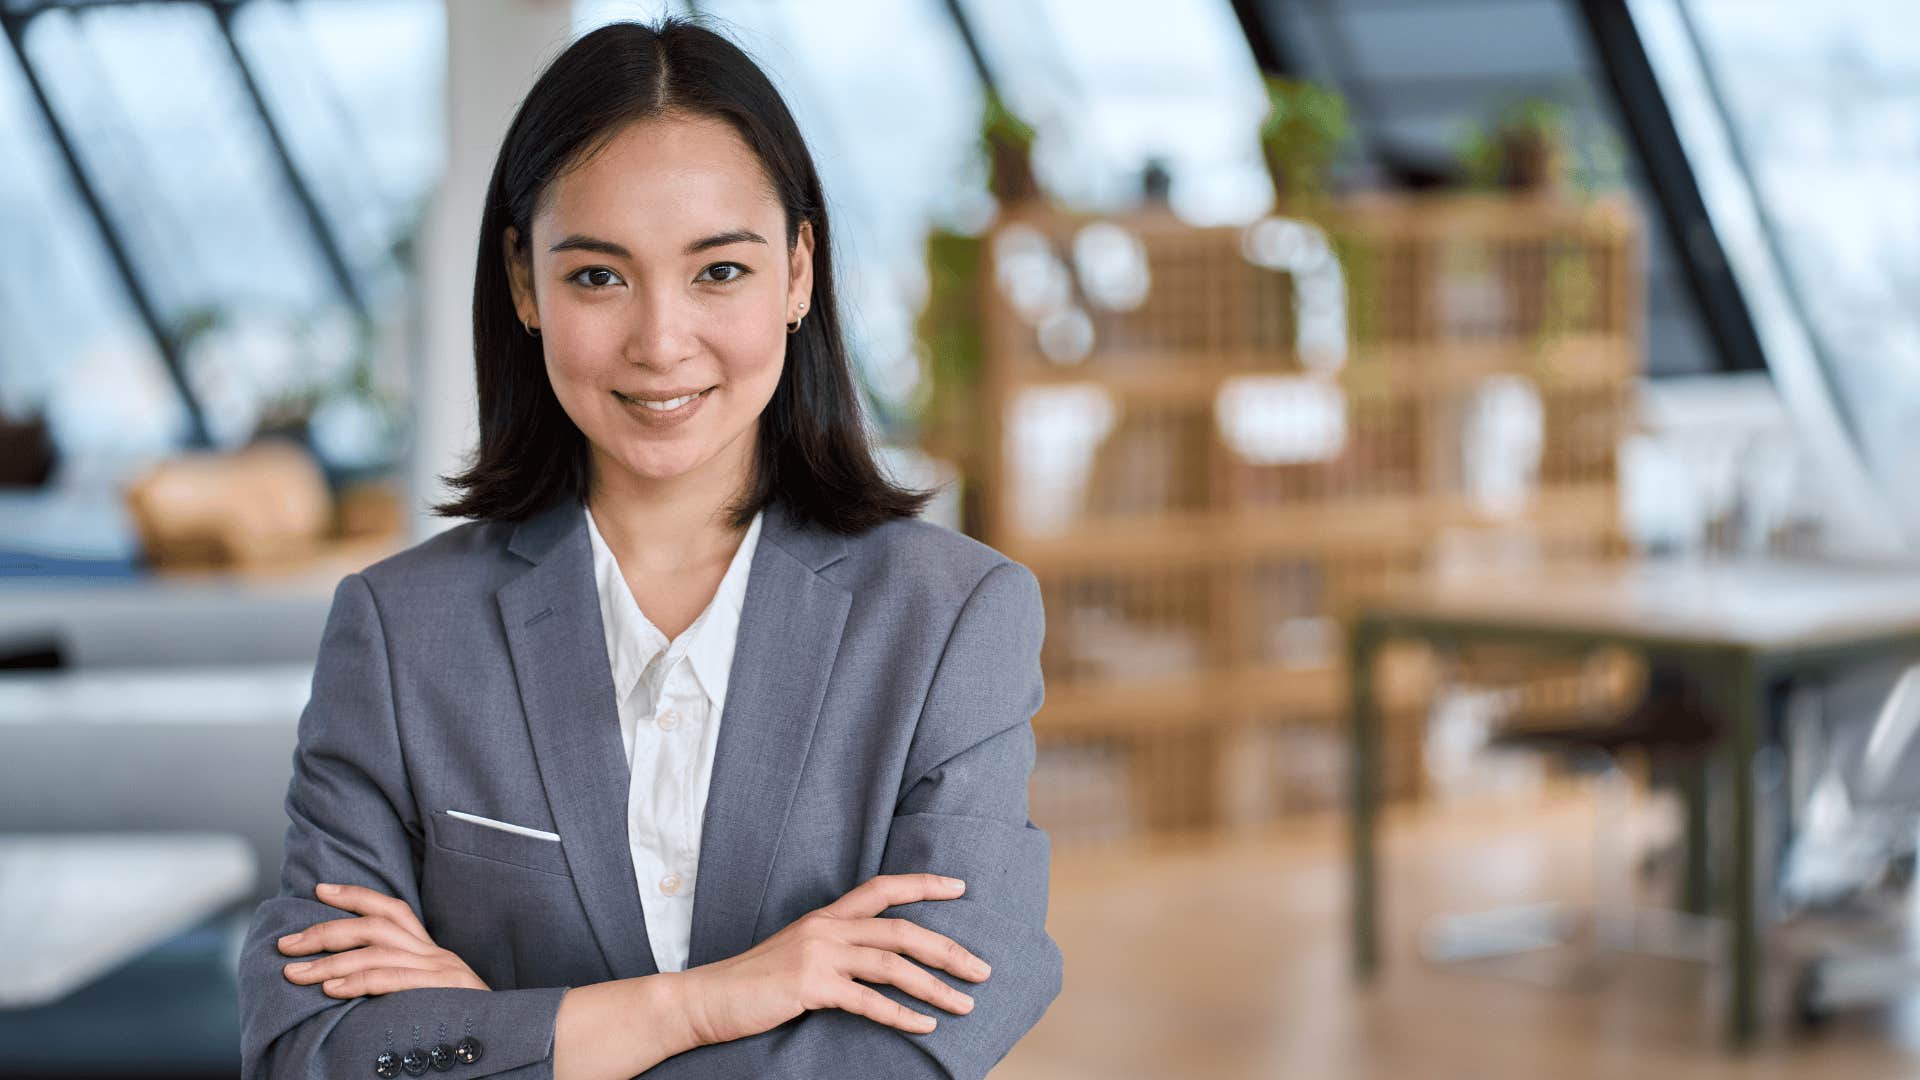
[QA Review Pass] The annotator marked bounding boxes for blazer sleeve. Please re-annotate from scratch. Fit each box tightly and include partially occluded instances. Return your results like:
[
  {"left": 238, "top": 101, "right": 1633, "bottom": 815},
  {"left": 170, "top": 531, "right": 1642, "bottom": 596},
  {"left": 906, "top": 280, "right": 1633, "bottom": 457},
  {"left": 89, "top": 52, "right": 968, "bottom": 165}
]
[
  {"left": 643, "top": 560, "right": 1063, "bottom": 1079},
  {"left": 237, "top": 572, "right": 570, "bottom": 1080}
]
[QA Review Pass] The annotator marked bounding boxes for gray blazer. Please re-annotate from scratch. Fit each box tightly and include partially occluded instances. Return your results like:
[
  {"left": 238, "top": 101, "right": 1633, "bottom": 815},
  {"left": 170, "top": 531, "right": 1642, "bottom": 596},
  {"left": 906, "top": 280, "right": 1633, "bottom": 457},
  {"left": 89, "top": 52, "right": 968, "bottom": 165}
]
[{"left": 237, "top": 495, "right": 1061, "bottom": 1078}]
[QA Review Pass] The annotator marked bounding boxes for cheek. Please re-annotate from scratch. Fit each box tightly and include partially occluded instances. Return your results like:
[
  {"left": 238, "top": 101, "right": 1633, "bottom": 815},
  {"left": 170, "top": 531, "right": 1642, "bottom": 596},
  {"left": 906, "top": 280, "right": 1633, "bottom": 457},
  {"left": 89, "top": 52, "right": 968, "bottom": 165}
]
[
  {"left": 714, "top": 324, "right": 787, "bottom": 395},
  {"left": 544, "top": 353, "right": 606, "bottom": 406}
]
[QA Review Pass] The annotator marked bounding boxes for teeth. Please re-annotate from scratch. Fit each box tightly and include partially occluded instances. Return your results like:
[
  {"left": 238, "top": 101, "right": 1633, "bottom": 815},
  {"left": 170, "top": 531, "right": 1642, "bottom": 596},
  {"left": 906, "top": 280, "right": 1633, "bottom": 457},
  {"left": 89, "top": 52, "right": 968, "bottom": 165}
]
[{"left": 634, "top": 391, "right": 701, "bottom": 411}]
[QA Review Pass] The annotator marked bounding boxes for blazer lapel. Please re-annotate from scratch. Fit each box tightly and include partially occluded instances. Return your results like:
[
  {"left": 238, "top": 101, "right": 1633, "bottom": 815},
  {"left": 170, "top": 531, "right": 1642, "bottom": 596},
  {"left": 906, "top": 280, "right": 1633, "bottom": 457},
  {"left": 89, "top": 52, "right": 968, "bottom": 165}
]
[
  {"left": 497, "top": 497, "right": 658, "bottom": 981},
  {"left": 686, "top": 501, "right": 850, "bottom": 968}
]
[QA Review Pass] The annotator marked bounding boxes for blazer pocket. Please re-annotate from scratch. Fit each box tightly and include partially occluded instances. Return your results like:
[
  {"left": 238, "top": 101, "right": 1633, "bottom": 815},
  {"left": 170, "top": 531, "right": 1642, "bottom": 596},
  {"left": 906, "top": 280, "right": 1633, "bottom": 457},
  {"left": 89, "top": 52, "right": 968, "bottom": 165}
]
[{"left": 431, "top": 809, "right": 570, "bottom": 877}]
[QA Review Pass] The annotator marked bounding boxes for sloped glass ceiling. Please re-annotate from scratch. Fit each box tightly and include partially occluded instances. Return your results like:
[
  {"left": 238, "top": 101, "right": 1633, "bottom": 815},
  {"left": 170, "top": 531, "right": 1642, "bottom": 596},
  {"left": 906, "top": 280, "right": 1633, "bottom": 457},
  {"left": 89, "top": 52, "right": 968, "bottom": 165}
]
[
  {"left": 0, "top": 0, "right": 442, "bottom": 464},
  {"left": 1632, "top": 0, "right": 1920, "bottom": 541}
]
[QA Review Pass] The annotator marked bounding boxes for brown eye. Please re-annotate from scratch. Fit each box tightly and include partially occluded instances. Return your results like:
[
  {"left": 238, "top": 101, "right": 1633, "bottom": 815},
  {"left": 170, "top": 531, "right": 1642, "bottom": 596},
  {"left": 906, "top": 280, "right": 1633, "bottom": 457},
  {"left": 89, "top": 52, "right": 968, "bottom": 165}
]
[
  {"left": 698, "top": 262, "right": 751, "bottom": 284},
  {"left": 569, "top": 267, "right": 623, "bottom": 288}
]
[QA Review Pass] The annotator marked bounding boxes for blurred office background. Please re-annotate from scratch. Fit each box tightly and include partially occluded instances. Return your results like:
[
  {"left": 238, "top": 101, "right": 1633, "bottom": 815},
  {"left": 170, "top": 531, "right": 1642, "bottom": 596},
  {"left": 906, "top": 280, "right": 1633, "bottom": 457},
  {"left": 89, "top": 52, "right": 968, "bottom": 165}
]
[{"left": 3, "top": 0, "right": 1919, "bottom": 1075}]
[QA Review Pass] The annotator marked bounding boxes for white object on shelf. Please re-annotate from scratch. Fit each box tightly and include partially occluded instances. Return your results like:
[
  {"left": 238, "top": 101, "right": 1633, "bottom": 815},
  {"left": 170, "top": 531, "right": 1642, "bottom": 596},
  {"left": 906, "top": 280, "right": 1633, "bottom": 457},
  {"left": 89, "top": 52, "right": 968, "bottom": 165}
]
[{"left": 0, "top": 832, "right": 256, "bottom": 1008}]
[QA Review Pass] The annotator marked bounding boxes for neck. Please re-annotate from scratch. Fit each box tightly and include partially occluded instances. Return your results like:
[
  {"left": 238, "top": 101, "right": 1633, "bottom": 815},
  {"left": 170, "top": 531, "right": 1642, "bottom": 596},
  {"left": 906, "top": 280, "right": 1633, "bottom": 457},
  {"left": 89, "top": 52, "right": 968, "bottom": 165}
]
[{"left": 585, "top": 438, "right": 755, "bottom": 576}]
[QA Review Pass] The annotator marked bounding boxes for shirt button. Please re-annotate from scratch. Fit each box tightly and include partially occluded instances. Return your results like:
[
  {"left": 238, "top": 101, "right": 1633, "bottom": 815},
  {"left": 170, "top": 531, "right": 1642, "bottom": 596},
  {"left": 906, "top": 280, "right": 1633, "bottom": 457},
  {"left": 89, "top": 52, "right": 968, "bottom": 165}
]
[
  {"left": 660, "top": 873, "right": 683, "bottom": 896},
  {"left": 657, "top": 711, "right": 681, "bottom": 731}
]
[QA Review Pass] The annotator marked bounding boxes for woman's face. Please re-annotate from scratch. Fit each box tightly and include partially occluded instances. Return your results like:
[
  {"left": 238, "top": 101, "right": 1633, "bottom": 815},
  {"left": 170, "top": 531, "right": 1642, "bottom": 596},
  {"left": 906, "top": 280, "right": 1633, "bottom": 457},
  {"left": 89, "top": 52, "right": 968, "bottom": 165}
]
[{"left": 504, "top": 112, "right": 813, "bottom": 499}]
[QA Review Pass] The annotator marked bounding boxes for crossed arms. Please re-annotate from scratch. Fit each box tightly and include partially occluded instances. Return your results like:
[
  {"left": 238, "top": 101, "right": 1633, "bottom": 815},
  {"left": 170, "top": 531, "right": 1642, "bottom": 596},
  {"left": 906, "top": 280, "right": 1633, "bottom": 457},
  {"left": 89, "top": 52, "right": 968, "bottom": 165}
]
[{"left": 238, "top": 562, "right": 1061, "bottom": 1079}]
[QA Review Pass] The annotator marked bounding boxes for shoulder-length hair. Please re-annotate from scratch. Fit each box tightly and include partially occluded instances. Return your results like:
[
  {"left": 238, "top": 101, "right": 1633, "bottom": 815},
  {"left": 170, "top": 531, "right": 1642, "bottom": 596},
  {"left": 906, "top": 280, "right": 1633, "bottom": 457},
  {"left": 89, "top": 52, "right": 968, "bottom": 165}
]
[{"left": 433, "top": 16, "right": 932, "bottom": 533}]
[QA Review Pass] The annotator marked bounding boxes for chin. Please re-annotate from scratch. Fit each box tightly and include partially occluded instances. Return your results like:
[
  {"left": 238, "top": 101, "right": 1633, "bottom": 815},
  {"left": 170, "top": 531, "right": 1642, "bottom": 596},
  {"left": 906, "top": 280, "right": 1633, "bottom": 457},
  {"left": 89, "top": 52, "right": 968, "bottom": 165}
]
[{"left": 616, "top": 447, "right": 710, "bottom": 483}]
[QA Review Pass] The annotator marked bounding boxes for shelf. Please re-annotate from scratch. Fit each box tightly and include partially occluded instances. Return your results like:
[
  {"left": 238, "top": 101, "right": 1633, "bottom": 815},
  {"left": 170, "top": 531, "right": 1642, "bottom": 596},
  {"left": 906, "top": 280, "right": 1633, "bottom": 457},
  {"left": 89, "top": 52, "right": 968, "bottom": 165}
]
[
  {"left": 1034, "top": 661, "right": 1434, "bottom": 736},
  {"left": 1002, "top": 484, "right": 1620, "bottom": 571}
]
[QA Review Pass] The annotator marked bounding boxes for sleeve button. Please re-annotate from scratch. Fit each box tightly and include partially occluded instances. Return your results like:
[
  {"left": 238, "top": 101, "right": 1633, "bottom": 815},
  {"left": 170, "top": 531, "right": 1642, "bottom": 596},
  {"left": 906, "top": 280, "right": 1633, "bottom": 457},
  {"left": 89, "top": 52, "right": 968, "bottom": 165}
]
[
  {"left": 401, "top": 1047, "right": 429, "bottom": 1075},
  {"left": 429, "top": 1042, "right": 456, "bottom": 1071},
  {"left": 454, "top": 1036, "right": 485, "bottom": 1065},
  {"left": 374, "top": 1050, "right": 401, "bottom": 1078}
]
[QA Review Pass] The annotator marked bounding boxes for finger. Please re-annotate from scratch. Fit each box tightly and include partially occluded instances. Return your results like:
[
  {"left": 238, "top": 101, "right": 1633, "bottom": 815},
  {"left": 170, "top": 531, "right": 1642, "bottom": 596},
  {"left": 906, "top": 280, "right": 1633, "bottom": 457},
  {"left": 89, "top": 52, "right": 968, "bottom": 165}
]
[
  {"left": 312, "top": 883, "right": 431, "bottom": 943},
  {"left": 317, "top": 966, "right": 451, "bottom": 999},
  {"left": 283, "top": 946, "right": 439, "bottom": 986},
  {"left": 278, "top": 915, "right": 433, "bottom": 958},
  {"left": 828, "top": 981, "right": 938, "bottom": 1034},
  {"left": 850, "top": 918, "right": 990, "bottom": 982},
  {"left": 819, "top": 874, "right": 965, "bottom": 920},
  {"left": 843, "top": 946, "right": 975, "bottom": 1016}
]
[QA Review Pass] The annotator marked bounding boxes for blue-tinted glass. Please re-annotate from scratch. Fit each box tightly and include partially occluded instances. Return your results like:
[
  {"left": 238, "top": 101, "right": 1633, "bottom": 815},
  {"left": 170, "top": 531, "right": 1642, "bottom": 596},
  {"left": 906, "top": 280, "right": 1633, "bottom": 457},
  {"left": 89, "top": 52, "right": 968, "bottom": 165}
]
[
  {"left": 23, "top": 4, "right": 387, "bottom": 448},
  {"left": 25, "top": 5, "right": 339, "bottom": 327},
  {"left": 959, "top": 0, "right": 1272, "bottom": 223},
  {"left": 1635, "top": 0, "right": 1920, "bottom": 539},
  {"left": 0, "top": 25, "right": 185, "bottom": 462},
  {"left": 231, "top": 0, "right": 447, "bottom": 305},
  {"left": 1687, "top": 1, "right": 1920, "bottom": 514}
]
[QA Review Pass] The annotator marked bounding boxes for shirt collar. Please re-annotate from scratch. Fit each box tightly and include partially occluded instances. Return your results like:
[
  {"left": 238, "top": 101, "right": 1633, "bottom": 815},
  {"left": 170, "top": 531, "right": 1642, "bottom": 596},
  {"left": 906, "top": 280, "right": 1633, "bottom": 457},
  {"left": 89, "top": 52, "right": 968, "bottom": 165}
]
[{"left": 584, "top": 505, "right": 764, "bottom": 714}]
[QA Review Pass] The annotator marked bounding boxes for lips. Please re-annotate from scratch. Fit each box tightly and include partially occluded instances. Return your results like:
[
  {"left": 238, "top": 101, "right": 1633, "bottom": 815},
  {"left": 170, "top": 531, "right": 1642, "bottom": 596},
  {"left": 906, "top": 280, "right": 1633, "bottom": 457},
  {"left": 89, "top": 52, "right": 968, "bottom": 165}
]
[{"left": 613, "top": 387, "right": 715, "bottom": 411}]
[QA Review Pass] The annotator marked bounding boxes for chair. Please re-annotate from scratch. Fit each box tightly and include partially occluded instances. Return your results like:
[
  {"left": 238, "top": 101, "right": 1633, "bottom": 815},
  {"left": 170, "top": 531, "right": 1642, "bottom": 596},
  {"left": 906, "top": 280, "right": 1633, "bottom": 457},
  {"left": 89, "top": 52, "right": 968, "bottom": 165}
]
[
  {"left": 1420, "top": 661, "right": 1722, "bottom": 985},
  {"left": 1783, "top": 663, "right": 1920, "bottom": 1024}
]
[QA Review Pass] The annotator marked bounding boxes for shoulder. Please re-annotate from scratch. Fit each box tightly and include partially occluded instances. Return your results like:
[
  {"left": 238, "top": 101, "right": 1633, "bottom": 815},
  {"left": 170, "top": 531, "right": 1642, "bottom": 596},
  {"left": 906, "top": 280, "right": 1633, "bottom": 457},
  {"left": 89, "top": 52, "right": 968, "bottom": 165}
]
[
  {"left": 823, "top": 514, "right": 1041, "bottom": 624},
  {"left": 348, "top": 516, "right": 523, "bottom": 608}
]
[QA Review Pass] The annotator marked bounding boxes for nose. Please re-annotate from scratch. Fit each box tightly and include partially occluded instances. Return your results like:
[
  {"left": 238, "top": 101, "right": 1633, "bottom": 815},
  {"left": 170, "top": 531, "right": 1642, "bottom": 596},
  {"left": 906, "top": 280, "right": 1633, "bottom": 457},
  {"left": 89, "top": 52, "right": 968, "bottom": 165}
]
[{"left": 621, "top": 280, "right": 700, "bottom": 369}]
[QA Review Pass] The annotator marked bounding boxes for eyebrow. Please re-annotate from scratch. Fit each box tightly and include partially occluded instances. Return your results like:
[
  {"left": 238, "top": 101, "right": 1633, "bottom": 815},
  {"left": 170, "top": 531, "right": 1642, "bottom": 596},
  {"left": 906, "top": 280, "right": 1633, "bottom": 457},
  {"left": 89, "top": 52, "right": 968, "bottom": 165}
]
[{"left": 548, "top": 229, "right": 770, "bottom": 258}]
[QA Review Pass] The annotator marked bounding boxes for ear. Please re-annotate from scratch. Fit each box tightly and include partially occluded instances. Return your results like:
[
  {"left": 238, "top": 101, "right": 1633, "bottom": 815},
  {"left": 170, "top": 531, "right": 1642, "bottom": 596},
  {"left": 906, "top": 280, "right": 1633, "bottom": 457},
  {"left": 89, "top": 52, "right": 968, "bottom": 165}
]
[
  {"left": 503, "top": 226, "right": 538, "bottom": 330},
  {"left": 787, "top": 219, "right": 815, "bottom": 322}
]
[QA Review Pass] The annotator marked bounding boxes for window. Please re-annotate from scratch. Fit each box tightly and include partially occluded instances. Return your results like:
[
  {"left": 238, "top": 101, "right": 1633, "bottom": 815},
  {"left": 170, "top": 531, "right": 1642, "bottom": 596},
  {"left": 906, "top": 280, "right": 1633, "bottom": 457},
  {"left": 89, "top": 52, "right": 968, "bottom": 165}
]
[{"left": 1630, "top": 0, "right": 1920, "bottom": 542}]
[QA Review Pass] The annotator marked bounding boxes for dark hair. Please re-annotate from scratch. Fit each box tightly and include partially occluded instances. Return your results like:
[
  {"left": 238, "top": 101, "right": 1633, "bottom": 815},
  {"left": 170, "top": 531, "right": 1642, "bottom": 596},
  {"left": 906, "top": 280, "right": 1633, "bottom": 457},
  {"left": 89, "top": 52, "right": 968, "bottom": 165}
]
[{"left": 433, "top": 16, "right": 933, "bottom": 533}]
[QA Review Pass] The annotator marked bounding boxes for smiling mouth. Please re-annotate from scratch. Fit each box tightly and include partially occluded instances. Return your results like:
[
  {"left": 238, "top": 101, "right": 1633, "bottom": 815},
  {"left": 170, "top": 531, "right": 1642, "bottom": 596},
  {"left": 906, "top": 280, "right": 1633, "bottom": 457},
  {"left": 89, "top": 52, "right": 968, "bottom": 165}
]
[{"left": 613, "top": 387, "right": 715, "bottom": 412}]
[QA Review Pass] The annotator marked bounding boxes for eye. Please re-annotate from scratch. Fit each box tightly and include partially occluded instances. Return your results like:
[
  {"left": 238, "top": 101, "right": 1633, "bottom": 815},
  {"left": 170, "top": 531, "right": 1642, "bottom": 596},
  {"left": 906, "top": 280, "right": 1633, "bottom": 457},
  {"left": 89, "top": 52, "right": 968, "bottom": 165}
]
[
  {"left": 567, "top": 267, "right": 624, "bottom": 289},
  {"left": 697, "top": 262, "right": 752, "bottom": 285}
]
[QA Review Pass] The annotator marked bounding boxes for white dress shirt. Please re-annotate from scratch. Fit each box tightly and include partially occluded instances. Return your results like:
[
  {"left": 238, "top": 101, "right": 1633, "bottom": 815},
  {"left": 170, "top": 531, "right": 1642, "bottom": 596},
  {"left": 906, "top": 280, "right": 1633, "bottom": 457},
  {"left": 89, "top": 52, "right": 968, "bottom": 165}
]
[{"left": 584, "top": 504, "right": 763, "bottom": 973}]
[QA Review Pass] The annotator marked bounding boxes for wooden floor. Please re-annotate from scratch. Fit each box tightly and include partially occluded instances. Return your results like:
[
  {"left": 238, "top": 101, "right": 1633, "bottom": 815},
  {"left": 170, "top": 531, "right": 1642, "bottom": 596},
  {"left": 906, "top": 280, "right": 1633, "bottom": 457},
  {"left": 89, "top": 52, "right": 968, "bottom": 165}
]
[{"left": 994, "top": 791, "right": 1920, "bottom": 1079}]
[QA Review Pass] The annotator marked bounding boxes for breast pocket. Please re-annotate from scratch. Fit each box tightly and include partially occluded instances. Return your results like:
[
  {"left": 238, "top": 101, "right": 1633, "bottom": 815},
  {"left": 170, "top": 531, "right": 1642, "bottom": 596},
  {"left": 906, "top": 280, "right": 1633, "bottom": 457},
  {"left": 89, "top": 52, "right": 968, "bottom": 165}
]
[{"left": 429, "top": 809, "right": 571, "bottom": 877}]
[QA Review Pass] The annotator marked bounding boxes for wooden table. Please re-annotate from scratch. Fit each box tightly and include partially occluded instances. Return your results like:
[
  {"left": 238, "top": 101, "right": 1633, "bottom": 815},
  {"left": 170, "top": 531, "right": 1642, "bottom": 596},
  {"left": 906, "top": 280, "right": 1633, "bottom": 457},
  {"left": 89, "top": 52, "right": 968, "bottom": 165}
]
[
  {"left": 0, "top": 832, "right": 256, "bottom": 1008},
  {"left": 1346, "top": 556, "right": 1920, "bottom": 1047}
]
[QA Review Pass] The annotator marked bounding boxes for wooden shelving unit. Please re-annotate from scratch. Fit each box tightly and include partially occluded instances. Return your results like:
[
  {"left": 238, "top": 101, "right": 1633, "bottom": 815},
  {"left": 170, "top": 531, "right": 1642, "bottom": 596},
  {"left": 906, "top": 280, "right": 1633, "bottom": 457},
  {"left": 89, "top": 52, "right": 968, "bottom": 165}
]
[{"left": 966, "top": 193, "right": 1643, "bottom": 846}]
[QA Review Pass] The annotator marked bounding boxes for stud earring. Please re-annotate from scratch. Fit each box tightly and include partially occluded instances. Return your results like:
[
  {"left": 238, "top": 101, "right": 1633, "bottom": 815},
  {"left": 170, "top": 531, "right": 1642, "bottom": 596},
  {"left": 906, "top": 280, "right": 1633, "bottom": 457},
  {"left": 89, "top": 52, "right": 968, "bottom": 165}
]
[{"left": 786, "top": 300, "right": 807, "bottom": 335}]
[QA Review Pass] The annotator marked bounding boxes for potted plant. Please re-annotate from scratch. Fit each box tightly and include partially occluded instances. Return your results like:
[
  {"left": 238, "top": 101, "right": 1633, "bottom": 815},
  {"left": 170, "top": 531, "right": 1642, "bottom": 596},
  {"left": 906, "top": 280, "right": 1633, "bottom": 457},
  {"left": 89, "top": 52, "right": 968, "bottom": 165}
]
[
  {"left": 1456, "top": 98, "right": 1572, "bottom": 194},
  {"left": 981, "top": 89, "right": 1040, "bottom": 207},
  {"left": 1257, "top": 76, "right": 1350, "bottom": 212}
]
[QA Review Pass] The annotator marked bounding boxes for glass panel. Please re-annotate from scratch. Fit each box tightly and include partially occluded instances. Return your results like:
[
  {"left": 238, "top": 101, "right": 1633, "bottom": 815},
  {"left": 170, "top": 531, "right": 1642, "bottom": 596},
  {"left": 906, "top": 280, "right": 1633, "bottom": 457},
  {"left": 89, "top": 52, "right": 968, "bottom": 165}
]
[
  {"left": 25, "top": 5, "right": 340, "bottom": 328},
  {"left": 0, "top": 24, "right": 186, "bottom": 467},
  {"left": 230, "top": 0, "right": 446, "bottom": 304},
  {"left": 23, "top": 4, "right": 352, "bottom": 446},
  {"left": 959, "top": 0, "right": 1272, "bottom": 224},
  {"left": 573, "top": 0, "right": 683, "bottom": 36},
  {"left": 1680, "top": 0, "right": 1920, "bottom": 533},
  {"left": 1630, "top": 0, "right": 1920, "bottom": 542}
]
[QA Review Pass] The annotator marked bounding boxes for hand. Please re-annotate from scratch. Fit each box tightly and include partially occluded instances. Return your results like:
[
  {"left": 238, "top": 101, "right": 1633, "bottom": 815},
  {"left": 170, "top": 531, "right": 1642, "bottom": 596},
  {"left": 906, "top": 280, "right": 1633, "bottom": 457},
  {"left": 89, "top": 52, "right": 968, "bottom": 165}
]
[
  {"left": 675, "top": 873, "right": 990, "bottom": 1045},
  {"left": 277, "top": 882, "right": 490, "bottom": 998}
]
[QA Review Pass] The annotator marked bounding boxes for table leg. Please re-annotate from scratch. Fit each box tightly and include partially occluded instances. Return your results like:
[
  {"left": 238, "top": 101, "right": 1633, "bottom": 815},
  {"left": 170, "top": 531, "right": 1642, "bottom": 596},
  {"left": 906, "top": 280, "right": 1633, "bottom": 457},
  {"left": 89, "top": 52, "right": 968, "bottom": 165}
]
[
  {"left": 1679, "top": 755, "right": 1712, "bottom": 917},
  {"left": 1350, "top": 619, "right": 1381, "bottom": 981},
  {"left": 1716, "top": 649, "right": 1762, "bottom": 1048}
]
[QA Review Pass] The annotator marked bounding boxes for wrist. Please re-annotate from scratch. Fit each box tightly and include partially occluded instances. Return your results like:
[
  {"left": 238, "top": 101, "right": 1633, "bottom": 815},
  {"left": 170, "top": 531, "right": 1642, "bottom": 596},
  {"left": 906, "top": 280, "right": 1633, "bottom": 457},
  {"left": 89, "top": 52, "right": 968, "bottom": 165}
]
[{"left": 656, "top": 968, "right": 713, "bottom": 1050}]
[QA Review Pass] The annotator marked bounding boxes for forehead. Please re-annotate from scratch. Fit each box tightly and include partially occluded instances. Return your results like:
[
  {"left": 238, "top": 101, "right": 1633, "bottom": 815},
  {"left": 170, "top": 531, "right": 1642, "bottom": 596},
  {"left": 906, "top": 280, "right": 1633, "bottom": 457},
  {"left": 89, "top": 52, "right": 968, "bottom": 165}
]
[{"left": 536, "top": 113, "right": 781, "bottom": 246}]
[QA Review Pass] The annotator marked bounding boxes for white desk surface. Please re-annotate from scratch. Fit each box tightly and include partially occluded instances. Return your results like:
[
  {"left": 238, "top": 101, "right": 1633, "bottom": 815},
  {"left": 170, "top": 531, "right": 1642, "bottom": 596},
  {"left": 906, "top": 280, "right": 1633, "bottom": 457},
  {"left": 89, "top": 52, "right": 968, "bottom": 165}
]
[
  {"left": 0, "top": 664, "right": 314, "bottom": 725},
  {"left": 1366, "top": 556, "right": 1920, "bottom": 653},
  {"left": 0, "top": 832, "right": 257, "bottom": 1008}
]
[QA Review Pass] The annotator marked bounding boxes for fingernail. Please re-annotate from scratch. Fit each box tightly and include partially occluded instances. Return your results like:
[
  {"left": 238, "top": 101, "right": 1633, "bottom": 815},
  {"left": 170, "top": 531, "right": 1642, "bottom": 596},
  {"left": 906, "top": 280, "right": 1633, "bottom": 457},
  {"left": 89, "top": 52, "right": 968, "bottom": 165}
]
[
  {"left": 286, "top": 962, "right": 310, "bottom": 973},
  {"left": 323, "top": 978, "right": 344, "bottom": 991},
  {"left": 957, "top": 992, "right": 974, "bottom": 1009},
  {"left": 316, "top": 883, "right": 334, "bottom": 894},
  {"left": 278, "top": 933, "right": 303, "bottom": 948},
  {"left": 975, "top": 960, "right": 992, "bottom": 978},
  {"left": 943, "top": 877, "right": 964, "bottom": 889}
]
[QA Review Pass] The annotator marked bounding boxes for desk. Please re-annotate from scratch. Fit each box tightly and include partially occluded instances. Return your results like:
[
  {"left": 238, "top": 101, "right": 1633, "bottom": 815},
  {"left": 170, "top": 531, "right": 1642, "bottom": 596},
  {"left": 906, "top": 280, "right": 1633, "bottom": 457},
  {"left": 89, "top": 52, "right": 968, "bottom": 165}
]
[
  {"left": 1347, "top": 557, "right": 1920, "bottom": 1047},
  {"left": 0, "top": 832, "right": 256, "bottom": 1008}
]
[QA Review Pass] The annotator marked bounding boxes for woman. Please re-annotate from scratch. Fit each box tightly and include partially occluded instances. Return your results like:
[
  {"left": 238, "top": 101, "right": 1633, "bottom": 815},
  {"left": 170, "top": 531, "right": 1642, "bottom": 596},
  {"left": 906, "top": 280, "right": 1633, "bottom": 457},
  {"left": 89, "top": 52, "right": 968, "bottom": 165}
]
[{"left": 237, "top": 17, "right": 1059, "bottom": 1080}]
